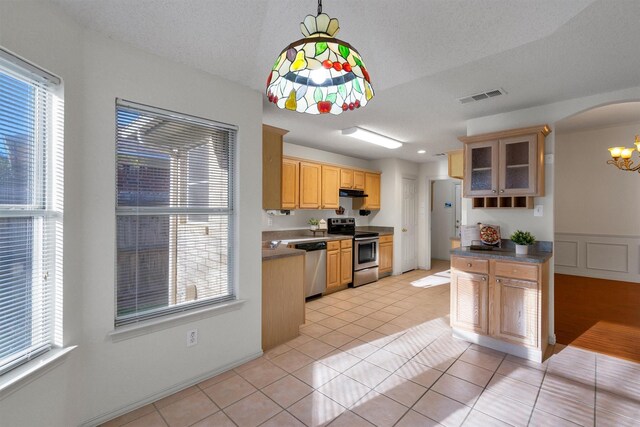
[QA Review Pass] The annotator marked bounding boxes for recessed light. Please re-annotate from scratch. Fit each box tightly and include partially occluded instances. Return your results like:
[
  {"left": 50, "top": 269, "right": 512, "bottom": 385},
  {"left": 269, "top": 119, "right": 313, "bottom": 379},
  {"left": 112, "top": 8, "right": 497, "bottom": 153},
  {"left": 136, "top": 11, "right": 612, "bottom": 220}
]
[{"left": 417, "top": 150, "right": 426, "bottom": 154}]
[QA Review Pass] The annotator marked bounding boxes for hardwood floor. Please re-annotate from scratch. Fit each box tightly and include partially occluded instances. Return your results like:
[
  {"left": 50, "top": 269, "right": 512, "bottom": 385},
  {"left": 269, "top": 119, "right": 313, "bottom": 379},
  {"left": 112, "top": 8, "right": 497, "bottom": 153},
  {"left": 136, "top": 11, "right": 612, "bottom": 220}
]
[{"left": 555, "top": 273, "right": 640, "bottom": 363}]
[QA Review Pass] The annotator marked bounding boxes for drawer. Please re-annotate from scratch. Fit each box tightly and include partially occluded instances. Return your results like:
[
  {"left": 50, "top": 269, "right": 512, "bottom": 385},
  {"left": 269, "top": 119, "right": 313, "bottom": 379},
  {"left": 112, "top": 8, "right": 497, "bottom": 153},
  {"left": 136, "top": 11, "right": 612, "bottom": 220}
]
[
  {"left": 379, "top": 235, "right": 393, "bottom": 244},
  {"left": 327, "top": 241, "right": 340, "bottom": 251},
  {"left": 451, "top": 256, "right": 489, "bottom": 274},
  {"left": 495, "top": 261, "right": 538, "bottom": 281},
  {"left": 340, "top": 239, "right": 352, "bottom": 249}
]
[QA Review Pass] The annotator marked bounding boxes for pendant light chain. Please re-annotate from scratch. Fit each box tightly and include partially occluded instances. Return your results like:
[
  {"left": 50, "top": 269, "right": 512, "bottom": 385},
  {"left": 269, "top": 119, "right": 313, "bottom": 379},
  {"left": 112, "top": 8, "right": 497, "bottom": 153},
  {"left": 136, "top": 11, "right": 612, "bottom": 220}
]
[{"left": 317, "top": 0, "right": 322, "bottom": 16}]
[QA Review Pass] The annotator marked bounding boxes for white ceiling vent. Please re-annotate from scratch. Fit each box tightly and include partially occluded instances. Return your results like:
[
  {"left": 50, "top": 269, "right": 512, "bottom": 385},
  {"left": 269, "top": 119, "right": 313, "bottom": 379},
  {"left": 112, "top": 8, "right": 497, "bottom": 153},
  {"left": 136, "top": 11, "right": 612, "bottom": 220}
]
[{"left": 458, "top": 88, "right": 506, "bottom": 104}]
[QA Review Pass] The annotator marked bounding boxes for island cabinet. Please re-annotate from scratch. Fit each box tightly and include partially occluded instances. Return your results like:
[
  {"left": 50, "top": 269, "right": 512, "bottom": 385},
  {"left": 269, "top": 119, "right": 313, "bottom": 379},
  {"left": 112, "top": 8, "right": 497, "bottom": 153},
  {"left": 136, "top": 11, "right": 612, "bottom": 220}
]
[
  {"left": 262, "top": 253, "right": 305, "bottom": 350},
  {"left": 450, "top": 255, "right": 549, "bottom": 362},
  {"left": 379, "top": 235, "right": 393, "bottom": 276},
  {"left": 459, "top": 124, "right": 550, "bottom": 207}
]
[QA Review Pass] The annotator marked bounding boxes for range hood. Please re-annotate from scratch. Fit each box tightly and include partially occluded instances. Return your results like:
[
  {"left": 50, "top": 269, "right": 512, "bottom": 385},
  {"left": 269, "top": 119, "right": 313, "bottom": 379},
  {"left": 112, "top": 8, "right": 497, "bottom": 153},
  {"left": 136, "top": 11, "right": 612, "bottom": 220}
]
[{"left": 339, "top": 189, "right": 368, "bottom": 198}]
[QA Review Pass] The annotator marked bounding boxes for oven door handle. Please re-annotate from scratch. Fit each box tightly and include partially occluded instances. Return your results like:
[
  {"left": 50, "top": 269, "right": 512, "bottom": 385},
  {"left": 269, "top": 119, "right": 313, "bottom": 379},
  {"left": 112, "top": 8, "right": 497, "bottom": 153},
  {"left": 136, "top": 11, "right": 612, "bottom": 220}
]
[{"left": 354, "top": 237, "right": 379, "bottom": 242}]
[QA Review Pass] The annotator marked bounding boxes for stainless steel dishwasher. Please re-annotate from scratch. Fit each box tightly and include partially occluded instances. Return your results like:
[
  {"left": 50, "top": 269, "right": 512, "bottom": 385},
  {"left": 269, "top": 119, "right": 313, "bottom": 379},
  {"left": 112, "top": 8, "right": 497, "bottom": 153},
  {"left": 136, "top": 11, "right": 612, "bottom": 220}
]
[{"left": 294, "top": 241, "right": 327, "bottom": 298}]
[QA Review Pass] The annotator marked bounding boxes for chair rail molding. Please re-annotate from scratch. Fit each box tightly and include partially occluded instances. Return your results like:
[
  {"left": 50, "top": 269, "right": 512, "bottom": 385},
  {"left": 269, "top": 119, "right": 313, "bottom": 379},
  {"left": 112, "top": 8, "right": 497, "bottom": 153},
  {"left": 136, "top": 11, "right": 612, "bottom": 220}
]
[{"left": 554, "top": 232, "right": 640, "bottom": 283}]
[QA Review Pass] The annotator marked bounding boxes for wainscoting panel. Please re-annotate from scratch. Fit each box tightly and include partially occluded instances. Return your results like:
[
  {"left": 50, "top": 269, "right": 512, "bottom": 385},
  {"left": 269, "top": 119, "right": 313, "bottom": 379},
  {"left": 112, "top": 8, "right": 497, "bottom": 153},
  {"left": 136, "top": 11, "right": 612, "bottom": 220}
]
[{"left": 555, "top": 233, "right": 640, "bottom": 283}]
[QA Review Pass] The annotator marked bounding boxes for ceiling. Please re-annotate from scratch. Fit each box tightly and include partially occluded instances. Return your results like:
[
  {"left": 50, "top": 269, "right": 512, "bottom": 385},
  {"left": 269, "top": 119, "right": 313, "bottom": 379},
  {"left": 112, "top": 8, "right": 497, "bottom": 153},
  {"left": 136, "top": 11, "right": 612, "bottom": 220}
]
[
  {"left": 52, "top": 0, "right": 640, "bottom": 162},
  {"left": 555, "top": 102, "right": 640, "bottom": 133}
]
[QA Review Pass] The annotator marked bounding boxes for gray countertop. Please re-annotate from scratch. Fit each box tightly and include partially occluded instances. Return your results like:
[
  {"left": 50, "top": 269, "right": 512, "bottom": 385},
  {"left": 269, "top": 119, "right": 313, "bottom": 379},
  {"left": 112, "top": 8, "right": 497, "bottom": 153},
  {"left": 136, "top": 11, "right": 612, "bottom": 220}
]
[
  {"left": 450, "top": 247, "right": 552, "bottom": 263},
  {"left": 262, "top": 246, "right": 305, "bottom": 261}
]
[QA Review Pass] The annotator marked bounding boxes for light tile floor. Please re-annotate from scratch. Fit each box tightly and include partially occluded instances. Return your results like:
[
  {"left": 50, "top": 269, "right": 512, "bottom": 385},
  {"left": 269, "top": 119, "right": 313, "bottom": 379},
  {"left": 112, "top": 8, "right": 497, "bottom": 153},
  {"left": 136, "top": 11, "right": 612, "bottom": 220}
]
[{"left": 103, "top": 262, "right": 640, "bottom": 427}]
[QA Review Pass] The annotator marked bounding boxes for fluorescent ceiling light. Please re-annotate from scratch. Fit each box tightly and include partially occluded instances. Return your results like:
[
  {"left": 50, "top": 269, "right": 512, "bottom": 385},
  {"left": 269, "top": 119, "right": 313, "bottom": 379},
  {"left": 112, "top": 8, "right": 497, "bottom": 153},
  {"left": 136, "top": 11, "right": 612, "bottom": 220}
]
[
  {"left": 341, "top": 127, "right": 403, "bottom": 149},
  {"left": 417, "top": 150, "right": 426, "bottom": 154}
]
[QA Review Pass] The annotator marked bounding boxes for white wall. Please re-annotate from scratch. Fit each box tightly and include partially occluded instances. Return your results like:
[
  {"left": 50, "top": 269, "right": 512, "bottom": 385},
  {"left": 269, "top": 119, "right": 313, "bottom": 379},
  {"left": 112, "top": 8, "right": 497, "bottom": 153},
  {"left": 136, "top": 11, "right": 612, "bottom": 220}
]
[
  {"left": 555, "top": 122, "right": 640, "bottom": 235},
  {"left": 463, "top": 83, "right": 640, "bottom": 344},
  {"left": 262, "top": 142, "right": 374, "bottom": 230},
  {"left": 0, "top": 2, "right": 263, "bottom": 426}
]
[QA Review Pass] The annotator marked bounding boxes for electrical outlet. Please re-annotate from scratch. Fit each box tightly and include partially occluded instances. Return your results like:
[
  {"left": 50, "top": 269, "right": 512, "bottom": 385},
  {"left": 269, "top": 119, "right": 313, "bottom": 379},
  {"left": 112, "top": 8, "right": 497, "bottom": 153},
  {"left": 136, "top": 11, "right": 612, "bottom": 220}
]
[
  {"left": 187, "top": 329, "right": 198, "bottom": 347},
  {"left": 534, "top": 205, "right": 543, "bottom": 217}
]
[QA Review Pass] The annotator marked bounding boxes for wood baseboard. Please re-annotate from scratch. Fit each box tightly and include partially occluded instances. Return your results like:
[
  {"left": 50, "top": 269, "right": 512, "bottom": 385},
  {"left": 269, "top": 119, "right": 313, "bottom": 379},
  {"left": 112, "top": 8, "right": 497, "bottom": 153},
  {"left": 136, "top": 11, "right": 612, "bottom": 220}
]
[{"left": 555, "top": 273, "right": 640, "bottom": 362}]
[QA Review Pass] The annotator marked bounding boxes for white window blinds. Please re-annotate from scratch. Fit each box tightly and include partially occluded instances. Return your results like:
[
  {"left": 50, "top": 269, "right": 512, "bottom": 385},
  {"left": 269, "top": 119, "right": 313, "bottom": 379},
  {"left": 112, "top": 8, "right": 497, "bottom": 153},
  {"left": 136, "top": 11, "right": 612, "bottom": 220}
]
[
  {"left": 0, "top": 48, "right": 64, "bottom": 376},
  {"left": 115, "top": 99, "right": 236, "bottom": 326}
]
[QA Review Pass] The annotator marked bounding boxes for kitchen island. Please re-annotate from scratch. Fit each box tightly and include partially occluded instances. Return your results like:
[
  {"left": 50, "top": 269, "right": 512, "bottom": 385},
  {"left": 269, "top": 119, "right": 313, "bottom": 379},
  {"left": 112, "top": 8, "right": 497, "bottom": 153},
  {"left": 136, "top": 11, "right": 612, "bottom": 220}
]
[{"left": 450, "top": 242, "right": 552, "bottom": 362}]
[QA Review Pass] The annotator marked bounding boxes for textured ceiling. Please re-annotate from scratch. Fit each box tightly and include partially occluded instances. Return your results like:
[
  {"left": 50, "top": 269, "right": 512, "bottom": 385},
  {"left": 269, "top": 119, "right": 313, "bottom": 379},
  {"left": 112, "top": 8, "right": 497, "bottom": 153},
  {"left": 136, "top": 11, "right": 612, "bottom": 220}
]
[{"left": 52, "top": 0, "right": 640, "bottom": 162}]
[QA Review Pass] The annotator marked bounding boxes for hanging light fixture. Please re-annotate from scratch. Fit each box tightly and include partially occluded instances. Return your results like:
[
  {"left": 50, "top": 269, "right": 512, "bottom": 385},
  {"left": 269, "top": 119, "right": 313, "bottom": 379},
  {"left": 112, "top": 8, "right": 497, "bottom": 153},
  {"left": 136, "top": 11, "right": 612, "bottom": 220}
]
[
  {"left": 607, "top": 135, "right": 640, "bottom": 173},
  {"left": 266, "top": 0, "right": 374, "bottom": 115}
]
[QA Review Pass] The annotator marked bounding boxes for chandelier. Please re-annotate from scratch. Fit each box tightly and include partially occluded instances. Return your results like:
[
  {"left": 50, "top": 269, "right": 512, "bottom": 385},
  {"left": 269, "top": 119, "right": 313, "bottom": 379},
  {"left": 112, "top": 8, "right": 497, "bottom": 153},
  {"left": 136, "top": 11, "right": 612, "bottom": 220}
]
[
  {"left": 607, "top": 135, "right": 640, "bottom": 173},
  {"left": 266, "top": 0, "right": 374, "bottom": 115}
]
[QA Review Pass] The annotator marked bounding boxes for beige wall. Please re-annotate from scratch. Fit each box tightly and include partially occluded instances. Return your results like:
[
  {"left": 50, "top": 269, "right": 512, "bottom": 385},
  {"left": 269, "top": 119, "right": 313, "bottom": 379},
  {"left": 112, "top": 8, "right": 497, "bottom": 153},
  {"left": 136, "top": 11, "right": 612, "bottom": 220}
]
[{"left": 555, "top": 122, "right": 640, "bottom": 235}]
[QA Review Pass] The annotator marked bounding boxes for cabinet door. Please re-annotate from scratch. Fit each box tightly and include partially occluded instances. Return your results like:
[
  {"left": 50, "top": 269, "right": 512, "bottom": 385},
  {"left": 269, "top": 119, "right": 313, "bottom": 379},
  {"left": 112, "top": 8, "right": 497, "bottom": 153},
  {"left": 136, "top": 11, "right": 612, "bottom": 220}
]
[
  {"left": 340, "top": 247, "right": 352, "bottom": 285},
  {"left": 299, "top": 162, "right": 322, "bottom": 209},
  {"left": 281, "top": 158, "right": 299, "bottom": 209},
  {"left": 379, "top": 242, "right": 393, "bottom": 274},
  {"left": 491, "top": 277, "right": 538, "bottom": 347},
  {"left": 322, "top": 165, "right": 340, "bottom": 209},
  {"left": 499, "top": 135, "right": 537, "bottom": 196},
  {"left": 353, "top": 170, "right": 365, "bottom": 190},
  {"left": 340, "top": 169, "right": 353, "bottom": 189},
  {"left": 450, "top": 270, "right": 488, "bottom": 334},
  {"left": 463, "top": 141, "right": 499, "bottom": 197},
  {"left": 448, "top": 150, "right": 464, "bottom": 180},
  {"left": 326, "top": 249, "right": 340, "bottom": 291},
  {"left": 354, "top": 172, "right": 381, "bottom": 210}
]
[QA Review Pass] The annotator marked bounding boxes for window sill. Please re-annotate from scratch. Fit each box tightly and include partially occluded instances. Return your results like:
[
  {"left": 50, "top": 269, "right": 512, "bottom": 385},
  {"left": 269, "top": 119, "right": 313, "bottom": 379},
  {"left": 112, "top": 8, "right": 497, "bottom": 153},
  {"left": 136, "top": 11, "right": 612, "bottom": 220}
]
[
  {"left": 109, "top": 299, "right": 247, "bottom": 342},
  {"left": 0, "top": 346, "right": 77, "bottom": 400}
]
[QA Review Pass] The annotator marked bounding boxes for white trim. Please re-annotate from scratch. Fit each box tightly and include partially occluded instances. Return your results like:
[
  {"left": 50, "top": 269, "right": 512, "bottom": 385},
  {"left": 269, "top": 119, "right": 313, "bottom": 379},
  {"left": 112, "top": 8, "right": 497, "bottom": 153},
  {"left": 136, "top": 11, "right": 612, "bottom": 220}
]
[
  {"left": 0, "top": 46, "right": 61, "bottom": 85},
  {"left": 0, "top": 346, "right": 76, "bottom": 400},
  {"left": 109, "top": 299, "right": 246, "bottom": 342},
  {"left": 80, "top": 349, "right": 263, "bottom": 427},
  {"left": 452, "top": 329, "right": 544, "bottom": 363}
]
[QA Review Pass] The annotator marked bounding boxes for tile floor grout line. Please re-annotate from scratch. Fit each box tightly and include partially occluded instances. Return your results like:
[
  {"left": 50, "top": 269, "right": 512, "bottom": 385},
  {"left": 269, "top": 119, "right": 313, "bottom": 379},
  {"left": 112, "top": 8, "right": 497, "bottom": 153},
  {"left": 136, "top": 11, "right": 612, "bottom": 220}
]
[{"left": 593, "top": 353, "right": 598, "bottom": 426}]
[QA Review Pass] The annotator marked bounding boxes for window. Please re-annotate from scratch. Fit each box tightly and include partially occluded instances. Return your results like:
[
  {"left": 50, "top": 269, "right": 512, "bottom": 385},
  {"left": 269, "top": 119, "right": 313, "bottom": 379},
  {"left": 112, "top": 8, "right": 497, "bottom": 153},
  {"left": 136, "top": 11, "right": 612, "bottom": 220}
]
[
  {"left": 115, "top": 99, "right": 236, "bottom": 326},
  {"left": 0, "top": 48, "right": 63, "bottom": 375}
]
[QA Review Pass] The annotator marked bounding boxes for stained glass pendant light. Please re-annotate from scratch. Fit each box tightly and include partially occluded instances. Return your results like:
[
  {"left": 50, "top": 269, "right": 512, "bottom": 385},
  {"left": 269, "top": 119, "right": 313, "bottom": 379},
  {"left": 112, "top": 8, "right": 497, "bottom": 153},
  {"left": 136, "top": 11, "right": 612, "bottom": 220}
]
[{"left": 266, "top": 0, "right": 374, "bottom": 115}]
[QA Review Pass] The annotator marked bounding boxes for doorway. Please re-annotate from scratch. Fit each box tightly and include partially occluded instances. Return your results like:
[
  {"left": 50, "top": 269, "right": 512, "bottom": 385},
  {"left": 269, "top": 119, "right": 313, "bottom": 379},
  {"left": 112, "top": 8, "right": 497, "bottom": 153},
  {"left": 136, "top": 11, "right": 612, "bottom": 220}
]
[
  {"left": 430, "top": 179, "right": 461, "bottom": 261},
  {"left": 401, "top": 177, "right": 417, "bottom": 273}
]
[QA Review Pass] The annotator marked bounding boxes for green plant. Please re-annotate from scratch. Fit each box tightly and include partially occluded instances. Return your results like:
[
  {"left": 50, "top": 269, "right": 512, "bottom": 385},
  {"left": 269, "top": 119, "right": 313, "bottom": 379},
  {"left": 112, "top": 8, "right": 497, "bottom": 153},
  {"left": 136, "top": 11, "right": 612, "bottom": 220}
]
[
  {"left": 510, "top": 230, "right": 536, "bottom": 246},
  {"left": 308, "top": 218, "right": 320, "bottom": 226}
]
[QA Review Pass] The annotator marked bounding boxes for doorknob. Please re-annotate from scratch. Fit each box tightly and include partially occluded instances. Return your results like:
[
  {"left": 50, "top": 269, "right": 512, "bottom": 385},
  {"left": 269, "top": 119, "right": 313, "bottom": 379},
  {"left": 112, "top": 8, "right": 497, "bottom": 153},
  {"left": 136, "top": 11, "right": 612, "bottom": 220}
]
[{"left": 402, "top": 228, "right": 407, "bottom": 232}]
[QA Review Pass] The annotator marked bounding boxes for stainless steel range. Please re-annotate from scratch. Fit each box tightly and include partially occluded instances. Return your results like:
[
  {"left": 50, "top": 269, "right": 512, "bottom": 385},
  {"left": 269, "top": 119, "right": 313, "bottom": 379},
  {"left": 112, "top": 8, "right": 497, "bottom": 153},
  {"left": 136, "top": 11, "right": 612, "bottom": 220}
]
[{"left": 328, "top": 218, "right": 379, "bottom": 287}]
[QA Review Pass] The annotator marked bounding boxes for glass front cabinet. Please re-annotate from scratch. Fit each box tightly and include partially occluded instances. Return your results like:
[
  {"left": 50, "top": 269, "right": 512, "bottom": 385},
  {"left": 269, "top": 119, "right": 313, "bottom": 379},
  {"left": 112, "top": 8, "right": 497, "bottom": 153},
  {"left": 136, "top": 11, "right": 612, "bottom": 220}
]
[{"left": 462, "top": 126, "right": 548, "bottom": 198}]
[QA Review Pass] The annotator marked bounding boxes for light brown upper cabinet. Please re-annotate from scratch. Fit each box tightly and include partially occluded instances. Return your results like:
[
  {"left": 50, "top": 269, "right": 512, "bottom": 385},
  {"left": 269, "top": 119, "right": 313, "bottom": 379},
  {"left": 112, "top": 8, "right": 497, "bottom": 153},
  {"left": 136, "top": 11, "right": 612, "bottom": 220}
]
[
  {"left": 460, "top": 125, "right": 550, "bottom": 198},
  {"left": 262, "top": 124, "right": 290, "bottom": 210},
  {"left": 353, "top": 170, "right": 365, "bottom": 190},
  {"left": 447, "top": 150, "right": 464, "bottom": 180},
  {"left": 281, "top": 157, "right": 299, "bottom": 209},
  {"left": 340, "top": 168, "right": 353, "bottom": 189},
  {"left": 353, "top": 172, "right": 381, "bottom": 210},
  {"left": 299, "top": 161, "right": 322, "bottom": 209},
  {"left": 321, "top": 165, "right": 340, "bottom": 209}
]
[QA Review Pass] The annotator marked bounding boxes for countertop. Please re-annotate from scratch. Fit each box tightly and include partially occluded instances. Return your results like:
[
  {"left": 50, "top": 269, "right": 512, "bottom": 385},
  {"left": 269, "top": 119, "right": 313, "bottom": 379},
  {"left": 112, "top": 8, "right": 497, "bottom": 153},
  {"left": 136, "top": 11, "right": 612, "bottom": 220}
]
[
  {"left": 450, "top": 247, "right": 552, "bottom": 263},
  {"left": 262, "top": 246, "right": 305, "bottom": 261}
]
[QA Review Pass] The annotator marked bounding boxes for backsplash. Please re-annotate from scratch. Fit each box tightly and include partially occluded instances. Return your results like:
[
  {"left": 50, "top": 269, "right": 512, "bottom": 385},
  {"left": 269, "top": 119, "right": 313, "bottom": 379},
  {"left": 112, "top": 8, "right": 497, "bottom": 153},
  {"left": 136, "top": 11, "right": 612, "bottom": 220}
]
[{"left": 261, "top": 197, "right": 371, "bottom": 230}]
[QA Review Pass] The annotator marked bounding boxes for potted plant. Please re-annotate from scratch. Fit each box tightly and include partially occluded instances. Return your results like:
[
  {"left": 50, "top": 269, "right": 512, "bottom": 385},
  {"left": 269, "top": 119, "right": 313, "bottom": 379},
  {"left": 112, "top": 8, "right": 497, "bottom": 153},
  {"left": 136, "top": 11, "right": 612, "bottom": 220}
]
[
  {"left": 308, "top": 218, "right": 320, "bottom": 230},
  {"left": 510, "top": 230, "right": 536, "bottom": 255}
]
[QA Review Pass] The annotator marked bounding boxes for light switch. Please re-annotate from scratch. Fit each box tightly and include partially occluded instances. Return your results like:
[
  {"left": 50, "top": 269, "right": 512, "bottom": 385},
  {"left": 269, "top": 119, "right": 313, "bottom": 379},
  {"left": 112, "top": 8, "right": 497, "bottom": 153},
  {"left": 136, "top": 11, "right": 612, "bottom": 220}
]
[{"left": 534, "top": 205, "right": 543, "bottom": 217}]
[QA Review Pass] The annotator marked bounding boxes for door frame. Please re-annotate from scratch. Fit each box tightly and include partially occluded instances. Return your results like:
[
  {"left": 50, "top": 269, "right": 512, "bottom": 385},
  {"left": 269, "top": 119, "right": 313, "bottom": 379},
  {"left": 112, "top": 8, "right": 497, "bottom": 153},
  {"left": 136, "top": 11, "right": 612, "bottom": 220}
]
[
  {"left": 424, "top": 174, "right": 464, "bottom": 271},
  {"left": 401, "top": 175, "right": 418, "bottom": 273}
]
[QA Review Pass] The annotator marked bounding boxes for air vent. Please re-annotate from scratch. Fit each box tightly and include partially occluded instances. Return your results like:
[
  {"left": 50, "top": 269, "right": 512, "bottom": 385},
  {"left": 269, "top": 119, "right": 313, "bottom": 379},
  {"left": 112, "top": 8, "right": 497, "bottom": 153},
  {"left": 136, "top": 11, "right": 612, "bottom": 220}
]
[
  {"left": 434, "top": 153, "right": 446, "bottom": 157},
  {"left": 459, "top": 88, "right": 506, "bottom": 104}
]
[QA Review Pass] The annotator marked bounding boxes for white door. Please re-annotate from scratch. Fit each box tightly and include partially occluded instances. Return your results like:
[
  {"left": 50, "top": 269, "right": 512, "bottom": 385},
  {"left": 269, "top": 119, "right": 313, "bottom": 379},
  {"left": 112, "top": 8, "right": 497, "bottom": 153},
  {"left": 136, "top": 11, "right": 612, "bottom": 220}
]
[{"left": 402, "top": 178, "right": 417, "bottom": 272}]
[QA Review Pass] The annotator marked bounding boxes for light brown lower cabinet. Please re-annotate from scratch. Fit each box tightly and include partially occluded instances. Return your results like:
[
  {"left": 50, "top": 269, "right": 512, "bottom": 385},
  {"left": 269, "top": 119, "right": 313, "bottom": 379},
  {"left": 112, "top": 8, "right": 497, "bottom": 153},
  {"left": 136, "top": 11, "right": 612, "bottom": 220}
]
[
  {"left": 379, "top": 235, "right": 393, "bottom": 276},
  {"left": 262, "top": 254, "right": 305, "bottom": 351},
  {"left": 450, "top": 255, "right": 549, "bottom": 362},
  {"left": 340, "top": 239, "right": 353, "bottom": 285},
  {"left": 326, "top": 239, "right": 352, "bottom": 294}
]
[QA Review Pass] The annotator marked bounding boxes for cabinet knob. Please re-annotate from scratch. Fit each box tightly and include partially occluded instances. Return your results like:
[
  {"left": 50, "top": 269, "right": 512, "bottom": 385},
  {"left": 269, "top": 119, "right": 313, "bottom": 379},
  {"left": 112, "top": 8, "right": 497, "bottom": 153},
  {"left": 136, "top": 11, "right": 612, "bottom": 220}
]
[
  {"left": 467, "top": 263, "right": 472, "bottom": 267},
  {"left": 496, "top": 279, "right": 501, "bottom": 283},
  {"left": 492, "top": 190, "right": 497, "bottom": 193},
  {"left": 500, "top": 189, "right": 504, "bottom": 193},
  {"left": 481, "top": 276, "right": 487, "bottom": 281}
]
